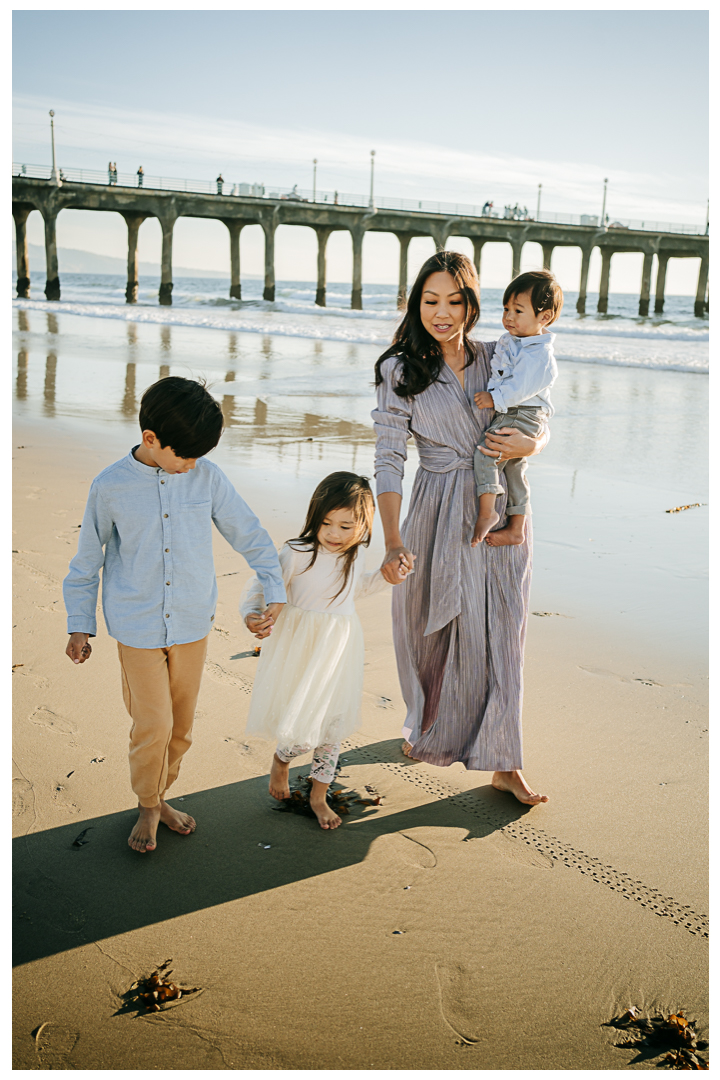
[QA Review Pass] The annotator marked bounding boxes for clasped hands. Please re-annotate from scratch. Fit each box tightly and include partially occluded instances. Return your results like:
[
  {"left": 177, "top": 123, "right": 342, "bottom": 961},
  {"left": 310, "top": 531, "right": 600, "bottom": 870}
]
[
  {"left": 381, "top": 546, "right": 414, "bottom": 585},
  {"left": 245, "top": 602, "right": 285, "bottom": 640}
]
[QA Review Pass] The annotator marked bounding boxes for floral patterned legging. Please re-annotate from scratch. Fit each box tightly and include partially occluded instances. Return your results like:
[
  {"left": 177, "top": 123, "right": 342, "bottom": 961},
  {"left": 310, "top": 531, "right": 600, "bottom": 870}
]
[{"left": 275, "top": 742, "right": 340, "bottom": 785}]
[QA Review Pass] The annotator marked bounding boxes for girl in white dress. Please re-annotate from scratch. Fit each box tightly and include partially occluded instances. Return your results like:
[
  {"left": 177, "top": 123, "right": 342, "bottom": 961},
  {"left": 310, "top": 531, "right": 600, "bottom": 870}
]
[{"left": 241, "top": 472, "right": 408, "bottom": 830}]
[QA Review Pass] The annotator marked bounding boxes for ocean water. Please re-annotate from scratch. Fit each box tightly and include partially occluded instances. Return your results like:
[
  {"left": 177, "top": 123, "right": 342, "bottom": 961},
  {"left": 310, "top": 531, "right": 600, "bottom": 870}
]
[{"left": 12, "top": 272, "right": 708, "bottom": 374}]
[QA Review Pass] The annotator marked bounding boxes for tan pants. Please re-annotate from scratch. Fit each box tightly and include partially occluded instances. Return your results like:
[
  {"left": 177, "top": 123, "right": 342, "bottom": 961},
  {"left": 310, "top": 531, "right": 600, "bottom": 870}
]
[{"left": 117, "top": 637, "right": 208, "bottom": 808}]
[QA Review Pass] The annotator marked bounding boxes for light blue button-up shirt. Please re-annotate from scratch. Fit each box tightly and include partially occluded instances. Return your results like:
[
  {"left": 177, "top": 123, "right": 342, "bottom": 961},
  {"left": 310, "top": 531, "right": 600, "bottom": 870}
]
[
  {"left": 63, "top": 448, "right": 286, "bottom": 649},
  {"left": 486, "top": 330, "right": 557, "bottom": 416}
]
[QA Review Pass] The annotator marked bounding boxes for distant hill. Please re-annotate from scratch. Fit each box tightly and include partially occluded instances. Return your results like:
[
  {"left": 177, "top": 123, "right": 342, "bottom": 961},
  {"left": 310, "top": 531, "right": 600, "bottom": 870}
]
[{"left": 12, "top": 242, "right": 246, "bottom": 280}]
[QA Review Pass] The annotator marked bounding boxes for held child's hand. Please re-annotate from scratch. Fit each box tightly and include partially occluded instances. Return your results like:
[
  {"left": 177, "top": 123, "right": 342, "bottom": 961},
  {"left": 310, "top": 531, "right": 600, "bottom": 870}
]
[
  {"left": 66, "top": 633, "right": 92, "bottom": 664},
  {"left": 245, "top": 603, "right": 285, "bottom": 640},
  {"left": 474, "top": 391, "right": 495, "bottom": 410}
]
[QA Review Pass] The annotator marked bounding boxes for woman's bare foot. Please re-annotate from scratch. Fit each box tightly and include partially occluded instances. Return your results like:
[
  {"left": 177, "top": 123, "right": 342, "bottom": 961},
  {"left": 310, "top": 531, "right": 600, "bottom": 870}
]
[
  {"left": 485, "top": 516, "right": 526, "bottom": 547},
  {"left": 471, "top": 508, "right": 500, "bottom": 547},
  {"left": 269, "top": 754, "right": 291, "bottom": 800},
  {"left": 401, "top": 740, "right": 419, "bottom": 760},
  {"left": 159, "top": 799, "right": 196, "bottom": 835},
  {"left": 128, "top": 803, "right": 161, "bottom": 852},
  {"left": 309, "top": 779, "right": 342, "bottom": 829},
  {"left": 492, "top": 770, "right": 548, "bottom": 805}
]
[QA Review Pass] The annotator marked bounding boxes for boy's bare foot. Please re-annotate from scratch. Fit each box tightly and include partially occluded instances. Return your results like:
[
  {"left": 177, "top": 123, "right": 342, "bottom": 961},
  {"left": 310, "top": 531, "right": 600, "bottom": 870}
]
[
  {"left": 491, "top": 770, "right": 548, "bottom": 805},
  {"left": 159, "top": 799, "right": 196, "bottom": 835},
  {"left": 401, "top": 740, "right": 419, "bottom": 760},
  {"left": 269, "top": 753, "right": 291, "bottom": 800},
  {"left": 485, "top": 516, "right": 526, "bottom": 547},
  {"left": 128, "top": 803, "right": 161, "bottom": 852},
  {"left": 471, "top": 508, "right": 500, "bottom": 547},
  {"left": 309, "top": 791, "right": 342, "bottom": 830}
]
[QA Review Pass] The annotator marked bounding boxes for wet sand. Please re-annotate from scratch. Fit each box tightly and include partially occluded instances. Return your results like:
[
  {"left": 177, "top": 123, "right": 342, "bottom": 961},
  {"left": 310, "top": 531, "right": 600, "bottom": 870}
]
[{"left": 12, "top": 312, "right": 708, "bottom": 1069}]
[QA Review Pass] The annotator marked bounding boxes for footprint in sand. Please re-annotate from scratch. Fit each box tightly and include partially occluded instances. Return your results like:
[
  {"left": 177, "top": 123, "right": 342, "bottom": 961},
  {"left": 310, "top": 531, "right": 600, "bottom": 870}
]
[
  {"left": 29, "top": 706, "right": 77, "bottom": 738},
  {"left": 12, "top": 777, "right": 35, "bottom": 824},
  {"left": 33, "top": 1023, "right": 80, "bottom": 1068},
  {"left": 223, "top": 737, "right": 251, "bottom": 755},
  {"left": 435, "top": 963, "right": 489, "bottom": 1045},
  {"left": 487, "top": 831, "right": 554, "bottom": 871},
  {"left": 25, "top": 487, "right": 46, "bottom": 501}
]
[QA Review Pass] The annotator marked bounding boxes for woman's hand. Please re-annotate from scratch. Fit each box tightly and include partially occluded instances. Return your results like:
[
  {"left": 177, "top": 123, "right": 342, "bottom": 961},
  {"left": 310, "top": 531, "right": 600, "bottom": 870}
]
[
  {"left": 479, "top": 426, "right": 548, "bottom": 464},
  {"left": 245, "top": 603, "right": 284, "bottom": 640},
  {"left": 381, "top": 545, "right": 415, "bottom": 584}
]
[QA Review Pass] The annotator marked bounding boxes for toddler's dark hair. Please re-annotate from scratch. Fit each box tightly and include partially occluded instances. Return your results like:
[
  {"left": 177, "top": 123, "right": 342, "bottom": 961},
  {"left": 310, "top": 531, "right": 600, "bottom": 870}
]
[
  {"left": 503, "top": 269, "right": 564, "bottom": 325},
  {"left": 290, "top": 472, "right": 375, "bottom": 602},
  {"left": 139, "top": 376, "right": 224, "bottom": 459}
]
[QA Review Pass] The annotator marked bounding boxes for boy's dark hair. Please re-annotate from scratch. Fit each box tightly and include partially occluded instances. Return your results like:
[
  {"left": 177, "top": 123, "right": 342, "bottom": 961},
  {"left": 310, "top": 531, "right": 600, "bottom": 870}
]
[
  {"left": 503, "top": 270, "right": 564, "bottom": 325},
  {"left": 139, "top": 376, "right": 224, "bottom": 459}
]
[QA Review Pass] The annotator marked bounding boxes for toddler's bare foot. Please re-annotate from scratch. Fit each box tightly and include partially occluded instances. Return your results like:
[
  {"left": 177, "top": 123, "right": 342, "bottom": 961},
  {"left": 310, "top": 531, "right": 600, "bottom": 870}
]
[
  {"left": 492, "top": 770, "right": 548, "bottom": 806},
  {"left": 159, "top": 799, "right": 196, "bottom": 835},
  {"left": 485, "top": 517, "right": 526, "bottom": 547},
  {"left": 128, "top": 802, "right": 161, "bottom": 852},
  {"left": 401, "top": 740, "right": 419, "bottom": 760},
  {"left": 471, "top": 508, "right": 500, "bottom": 547},
  {"left": 269, "top": 753, "right": 291, "bottom": 800},
  {"left": 309, "top": 792, "right": 342, "bottom": 830}
]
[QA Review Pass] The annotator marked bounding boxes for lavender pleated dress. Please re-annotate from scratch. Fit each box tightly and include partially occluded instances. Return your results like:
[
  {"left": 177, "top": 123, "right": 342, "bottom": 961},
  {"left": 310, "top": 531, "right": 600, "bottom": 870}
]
[{"left": 372, "top": 344, "right": 532, "bottom": 771}]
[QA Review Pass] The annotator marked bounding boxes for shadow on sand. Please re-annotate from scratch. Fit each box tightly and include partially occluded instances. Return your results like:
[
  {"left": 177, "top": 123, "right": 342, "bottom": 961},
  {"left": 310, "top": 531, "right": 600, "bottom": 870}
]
[{"left": 13, "top": 740, "right": 530, "bottom": 967}]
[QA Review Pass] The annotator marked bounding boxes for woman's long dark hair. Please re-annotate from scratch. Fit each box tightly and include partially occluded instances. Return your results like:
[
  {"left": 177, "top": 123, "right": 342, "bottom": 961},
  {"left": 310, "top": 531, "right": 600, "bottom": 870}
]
[
  {"left": 289, "top": 472, "right": 375, "bottom": 602},
  {"left": 374, "top": 250, "right": 480, "bottom": 398}
]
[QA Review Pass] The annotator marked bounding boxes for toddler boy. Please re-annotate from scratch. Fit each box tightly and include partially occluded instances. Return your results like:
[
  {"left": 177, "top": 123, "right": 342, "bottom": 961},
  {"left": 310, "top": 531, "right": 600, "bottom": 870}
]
[
  {"left": 63, "top": 376, "right": 286, "bottom": 852},
  {"left": 472, "top": 269, "right": 562, "bottom": 547}
]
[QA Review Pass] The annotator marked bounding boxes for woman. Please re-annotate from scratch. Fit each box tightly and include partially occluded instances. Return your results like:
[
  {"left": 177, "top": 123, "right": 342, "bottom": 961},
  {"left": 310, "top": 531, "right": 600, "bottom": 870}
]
[{"left": 373, "top": 250, "right": 548, "bottom": 805}]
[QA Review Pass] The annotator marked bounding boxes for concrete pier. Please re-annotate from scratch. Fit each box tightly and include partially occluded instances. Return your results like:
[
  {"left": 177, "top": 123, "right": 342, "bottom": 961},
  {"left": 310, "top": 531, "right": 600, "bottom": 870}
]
[
  {"left": 695, "top": 255, "right": 709, "bottom": 318},
  {"left": 472, "top": 238, "right": 485, "bottom": 313},
  {"left": 396, "top": 232, "right": 412, "bottom": 308},
  {"left": 42, "top": 209, "right": 60, "bottom": 301},
  {"left": 123, "top": 213, "right": 147, "bottom": 304},
  {"left": 314, "top": 225, "right": 333, "bottom": 306},
  {"left": 639, "top": 252, "right": 654, "bottom": 316},
  {"left": 13, "top": 206, "right": 32, "bottom": 298},
  {"left": 224, "top": 220, "right": 244, "bottom": 300},
  {"left": 654, "top": 253, "right": 669, "bottom": 313},
  {"left": 597, "top": 249, "right": 612, "bottom": 313},
  {"left": 12, "top": 175, "right": 708, "bottom": 319},
  {"left": 577, "top": 246, "right": 592, "bottom": 314}
]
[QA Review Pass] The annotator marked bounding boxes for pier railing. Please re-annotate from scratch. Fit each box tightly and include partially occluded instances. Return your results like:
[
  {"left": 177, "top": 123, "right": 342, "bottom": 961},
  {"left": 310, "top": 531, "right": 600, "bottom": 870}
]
[{"left": 12, "top": 163, "right": 706, "bottom": 236}]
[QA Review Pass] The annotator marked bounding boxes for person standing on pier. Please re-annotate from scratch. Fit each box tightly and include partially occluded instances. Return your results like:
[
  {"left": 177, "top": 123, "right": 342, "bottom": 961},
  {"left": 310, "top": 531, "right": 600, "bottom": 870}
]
[
  {"left": 373, "top": 250, "right": 549, "bottom": 805},
  {"left": 216, "top": 173, "right": 224, "bottom": 194},
  {"left": 137, "top": 166, "right": 144, "bottom": 187},
  {"left": 108, "top": 161, "right": 113, "bottom": 185}
]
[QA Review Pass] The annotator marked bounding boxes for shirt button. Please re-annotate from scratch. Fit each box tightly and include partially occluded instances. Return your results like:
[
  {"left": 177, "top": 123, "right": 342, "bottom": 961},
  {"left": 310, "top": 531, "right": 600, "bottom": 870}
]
[
  {"left": 163, "top": 514, "right": 169, "bottom": 518},
  {"left": 165, "top": 548, "right": 169, "bottom": 552},
  {"left": 166, "top": 613, "right": 170, "bottom": 618},
  {"left": 161, "top": 480, "right": 165, "bottom": 485},
  {"left": 166, "top": 581, "right": 170, "bottom": 586}
]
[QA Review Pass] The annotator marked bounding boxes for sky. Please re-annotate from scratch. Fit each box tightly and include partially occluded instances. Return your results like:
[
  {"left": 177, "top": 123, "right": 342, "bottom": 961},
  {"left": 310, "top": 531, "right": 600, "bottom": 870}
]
[{"left": 13, "top": 9, "right": 709, "bottom": 294}]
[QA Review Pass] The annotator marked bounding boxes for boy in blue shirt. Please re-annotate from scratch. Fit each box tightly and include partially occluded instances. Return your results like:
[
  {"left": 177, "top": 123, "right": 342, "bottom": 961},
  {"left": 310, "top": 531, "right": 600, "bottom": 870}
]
[{"left": 64, "top": 377, "right": 286, "bottom": 853}]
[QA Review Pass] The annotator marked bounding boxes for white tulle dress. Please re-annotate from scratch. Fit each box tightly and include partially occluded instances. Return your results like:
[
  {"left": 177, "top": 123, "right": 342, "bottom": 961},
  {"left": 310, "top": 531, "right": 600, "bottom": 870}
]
[{"left": 239, "top": 543, "right": 389, "bottom": 749}]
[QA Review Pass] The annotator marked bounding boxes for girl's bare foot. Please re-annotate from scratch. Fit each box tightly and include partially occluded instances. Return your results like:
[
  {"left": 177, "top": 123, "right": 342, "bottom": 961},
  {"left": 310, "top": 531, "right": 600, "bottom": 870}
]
[
  {"left": 492, "top": 770, "right": 548, "bottom": 805},
  {"left": 485, "top": 516, "right": 526, "bottom": 547},
  {"left": 269, "top": 753, "right": 291, "bottom": 800},
  {"left": 159, "top": 799, "right": 196, "bottom": 835},
  {"left": 309, "top": 792, "right": 342, "bottom": 829},
  {"left": 128, "top": 803, "right": 161, "bottom": 852},
  {"left": 401, "top": 740, "right": 419, "bottom": 760},
  {"left": 471, "top": 508, "right": 500, "bottom": 547}
]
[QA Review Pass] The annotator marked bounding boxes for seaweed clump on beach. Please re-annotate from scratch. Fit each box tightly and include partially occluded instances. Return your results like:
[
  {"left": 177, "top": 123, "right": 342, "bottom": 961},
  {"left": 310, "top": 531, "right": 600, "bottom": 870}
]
[
  {"left": 604, "top": 1007, "right": 708, "bottom": 1069},
  {"left": 274, "top": 777, "right": 382, "bottom": 819},
  {"left": 119, "top": 959, "right": 204, "bottom": 1015}
]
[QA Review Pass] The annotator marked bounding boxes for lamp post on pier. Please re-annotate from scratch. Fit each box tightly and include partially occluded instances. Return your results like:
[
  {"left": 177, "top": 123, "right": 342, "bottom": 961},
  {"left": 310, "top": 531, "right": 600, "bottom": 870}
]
[
  {"left": 600, "top": 178, "right": 608, "bottom": 227},
  {"left": 369, "top": 150, "right": 376, "bottom": 210},
  {"left": 313, "top": 158, "right": 317, "bottom": 203},
  {"left": 536, "top": 183, "right": 542, "bottom": 222},
  {"left": 49, "top": 110, "right": 62, "bottom": 187}
]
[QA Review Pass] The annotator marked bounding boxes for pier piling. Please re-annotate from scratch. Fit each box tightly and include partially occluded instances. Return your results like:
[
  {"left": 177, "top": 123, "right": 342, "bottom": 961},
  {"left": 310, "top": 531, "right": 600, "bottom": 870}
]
[
  {"left": 511, "top": 239, "right": 524, "bottom": 280},
  {"left": 639, "top": 252, "right": 654, "bottom": 316},
  {"left": 350, "top": 226, "right": 364, "bottom": 310},
  {"left": 158, "top": 216, "right": 176, "bottom": 306},
  {"left": 396, "top": 233, "right": 413, "bottom": 308},
  {"left": 597, "top": 249, "right": 612, "bottom": 313},
  {"left": 541, "top": 242, "right": 554, "bottom": 270},
  {"left": 42, "top": 209, "right": 60, "bottom": 301},
  {"left": 314, "top": 226, "right": 333, "bottom": 307},
  {"left": 472, "top": 238, "right": 485, "bottom": 314},
  {"left": 695, "top": 255, "right": 709, "bottom": 317},
  {"left": 654, "top": 253, "right": 669, "bottom": 313},
  {"left": 13, "top": 206, "right": 32, "bottom": 298},
  {"left": 577, "top": 246, "right": 592, "bottom": 314},
  {"left": 123, "top": 213, "right": 147, "bottom": 304},
  {"left": 225, "top": 220, "right": 244, "bottom": 300}
]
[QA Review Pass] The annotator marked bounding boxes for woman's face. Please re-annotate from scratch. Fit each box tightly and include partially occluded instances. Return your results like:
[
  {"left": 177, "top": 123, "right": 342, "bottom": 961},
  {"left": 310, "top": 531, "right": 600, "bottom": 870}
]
[{"left": 419, "top": 271, "right": 466, "bottom": 347}]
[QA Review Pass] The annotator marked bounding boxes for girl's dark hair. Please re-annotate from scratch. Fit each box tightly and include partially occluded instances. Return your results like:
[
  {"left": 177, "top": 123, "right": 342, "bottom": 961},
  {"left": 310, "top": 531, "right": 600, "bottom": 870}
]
[
  {"left": 374, "top": 250, "right": 480, "bottom": 398},
  {"left": 139, "top": 376, "right": 224, "bottom": 459},
  {"left": 290, "top": 472, "right": 375, "bottom": 602},
  {"left": 503, "top": 269, "right": 564, "bottom": 325}
]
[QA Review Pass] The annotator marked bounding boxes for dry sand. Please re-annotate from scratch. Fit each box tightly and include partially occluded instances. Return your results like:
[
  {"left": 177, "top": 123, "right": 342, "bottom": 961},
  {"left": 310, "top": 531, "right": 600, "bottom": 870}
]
[{"left": 13, "top": 421, "right": 707, "bottom": 1070}]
